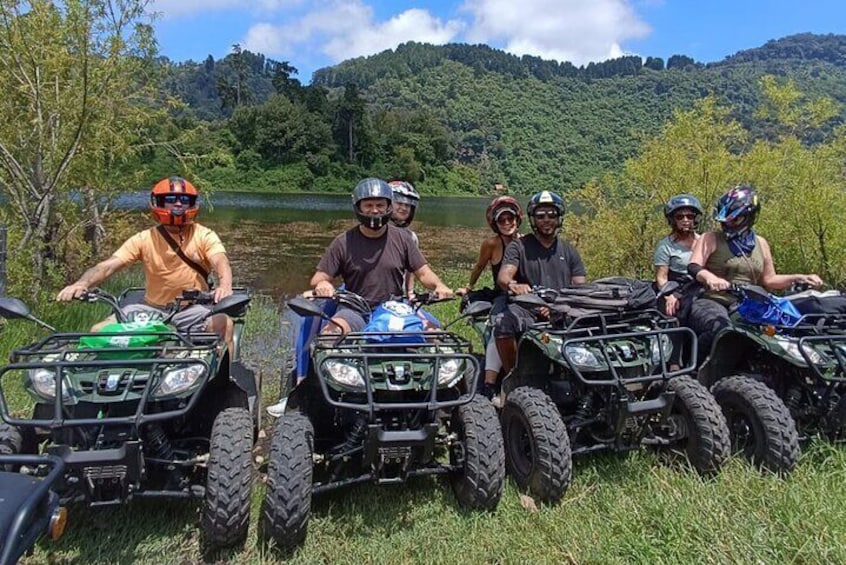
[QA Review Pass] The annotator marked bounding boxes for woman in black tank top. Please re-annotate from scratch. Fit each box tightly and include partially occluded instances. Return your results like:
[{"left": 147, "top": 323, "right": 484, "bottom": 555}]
[{"left": 456, "top": 196, "right": 524, "bottom": 399}]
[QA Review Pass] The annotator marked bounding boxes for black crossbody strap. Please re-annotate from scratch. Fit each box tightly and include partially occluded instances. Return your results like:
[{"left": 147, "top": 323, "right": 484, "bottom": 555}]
[{"left": 156, "top": 225, "right": 212, "bottom": 287}]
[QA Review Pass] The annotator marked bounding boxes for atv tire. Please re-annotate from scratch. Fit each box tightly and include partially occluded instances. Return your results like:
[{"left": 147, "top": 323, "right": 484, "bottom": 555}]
[
  {"left": 501, "top": 386, "right": 571, "bottom": 503},
  {"left": 712, "top": 375, "right": 800, "bottom": 474},
  {"left": 449, "top": 396, "right": 505, "bottom": 510},
  {"left": 260, "top": 411, "right": 314, "bottom": 553},
  {"left": 0, "top": 422, "right": 23, "bottom": 471},
  {"left": 202, "top": 407, "right": 255, "bottom": 549},
  {"left": 665, "top": 376, "right": 730, "bottom": 475}
]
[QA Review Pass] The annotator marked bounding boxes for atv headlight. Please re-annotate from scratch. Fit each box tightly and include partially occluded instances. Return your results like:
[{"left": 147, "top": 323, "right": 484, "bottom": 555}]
[
  {"left": 773, "top": 336, "right": 827, "bottom": 365},
  {"left": 563, "top": 344, "right": 604, "bottom": 369},
  {"left": 324, "top": 360, "right": 365, "bottom": 388},
  {"left": 28, "top": 368, "right": 71, "bottom": 400},
  {"left": 650, "top": 334, "right": 673, "bottom": 364},
  {"left": 156, "top": 363, "right": 206, "bottom": 396},
  {"left": 437, "top": 359, "right": 462, "bottom": 387}
]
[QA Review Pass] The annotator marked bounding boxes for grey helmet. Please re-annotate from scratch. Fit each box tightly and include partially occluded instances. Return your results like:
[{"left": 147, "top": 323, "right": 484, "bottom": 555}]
[
  {"left": 388, "top": 180, "right": 420, "bottom": 227},
  {"left": 664, "top": 193, "right": 703, "bottom": 230},
  {"left": 352, "top": 178, "right": 393, "bottom": 230}
]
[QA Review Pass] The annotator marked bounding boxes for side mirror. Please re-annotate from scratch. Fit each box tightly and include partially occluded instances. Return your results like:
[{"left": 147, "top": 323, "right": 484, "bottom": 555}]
[
  {"left": 744, "top": 285, "right": 771, "bottom": 302},
  {"left": 512, "top": 294, "right": 547, "bottom": 308},
  {"left": 0, "top": 297, "right": 32, "bottom": 320},
  {"left": 287, "top": 297, "right": 329, "bottom": 320},
  {"left": 0, "top": 297, "right": 56, "bottom": 332},
  {"left": 657, "top": 281, "right": 680, "bottom": 300},
  {"left": 463, "top": 300, "right": 492, "bottom": 318},
  {"left": 212, "top": 294, "right": 251, "bottom": 316}
]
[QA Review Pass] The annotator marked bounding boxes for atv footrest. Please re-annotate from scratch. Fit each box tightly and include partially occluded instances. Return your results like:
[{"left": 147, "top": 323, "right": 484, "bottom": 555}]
[{"left": 622, "top": 395, "right": 673, "bottom": 416}]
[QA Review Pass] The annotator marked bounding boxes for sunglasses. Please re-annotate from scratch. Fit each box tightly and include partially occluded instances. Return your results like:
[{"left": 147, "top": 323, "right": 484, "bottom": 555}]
[
  {"left": 161, "top": 194, "right": 194, "bottom": 205},
  {"left": 532, "top": 210, "right": 559, "bottom": 220},
  {"left": 496, "top": 214, "right": 516, "bottom": 224},
  {"left": 674, "top": 213, "right": 697, "bottom": 220}
]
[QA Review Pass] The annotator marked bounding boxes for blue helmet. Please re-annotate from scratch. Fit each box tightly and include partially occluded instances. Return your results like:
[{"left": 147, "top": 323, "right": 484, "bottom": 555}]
[
  {"left": 352, "top": 178, "right": 393, "bottom": 229},
  {"left": 714, "top": 184, "right": 760, "bottom": 239}
]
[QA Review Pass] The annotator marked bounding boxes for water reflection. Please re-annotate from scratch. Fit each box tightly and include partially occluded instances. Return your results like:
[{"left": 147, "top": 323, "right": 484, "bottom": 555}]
[{"left": 119, "top": 191, "right": 497, "bottom": 298}]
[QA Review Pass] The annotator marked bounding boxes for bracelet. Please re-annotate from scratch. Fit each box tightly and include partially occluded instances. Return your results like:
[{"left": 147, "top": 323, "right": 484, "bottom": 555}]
[{"left": 507, "top": 280, "right": 518, "bottom": 287}]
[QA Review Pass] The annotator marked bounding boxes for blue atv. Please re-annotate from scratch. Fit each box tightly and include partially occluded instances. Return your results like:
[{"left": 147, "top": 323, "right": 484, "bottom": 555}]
[{"left": 260, "top": 290, "right": 504, "bottom": 552}]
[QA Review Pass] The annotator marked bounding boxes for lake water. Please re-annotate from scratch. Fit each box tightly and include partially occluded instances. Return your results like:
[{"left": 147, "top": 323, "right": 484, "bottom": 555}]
[{"left": 118, "top": 191, "right": 496, "bottom": 298}]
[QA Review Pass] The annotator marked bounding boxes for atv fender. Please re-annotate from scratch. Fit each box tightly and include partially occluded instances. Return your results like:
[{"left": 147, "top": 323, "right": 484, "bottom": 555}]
[{"left": 699, "top": 328, "right": 775, "bottom": 388}]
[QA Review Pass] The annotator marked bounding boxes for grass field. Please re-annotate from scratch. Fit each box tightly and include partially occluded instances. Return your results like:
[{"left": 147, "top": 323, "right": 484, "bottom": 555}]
[{"left": 3, "top": 288, "right": 846, "bottom": 563}]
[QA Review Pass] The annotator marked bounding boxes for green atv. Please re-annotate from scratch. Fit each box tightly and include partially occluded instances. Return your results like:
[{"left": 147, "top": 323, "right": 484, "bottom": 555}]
[
  {"left": 699, "top": 284, "right": 846, "bottom": 474},
  {"left": 0, "top": 288, "right": 258, "bottom": 549},
  {"left": 493, "top": 283, "right": 730, "bottom": 503}
]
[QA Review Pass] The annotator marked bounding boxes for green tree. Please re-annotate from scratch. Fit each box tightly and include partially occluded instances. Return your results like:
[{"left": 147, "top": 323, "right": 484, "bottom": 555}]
[{"left": 0, "top": 0, "right": 161, "bottom": 290}]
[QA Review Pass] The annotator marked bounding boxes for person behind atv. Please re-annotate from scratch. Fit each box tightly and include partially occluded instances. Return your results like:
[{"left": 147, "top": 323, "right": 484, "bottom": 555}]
[
  {"left": 455, "top": 196, "right": 524, "bottom": 398},
  {"left": 56, "top": 176, "right": 235, "bottom": 348},
  {"left": 388, "top": 179, "right": 421, "bottom": 298},
  {"left": 311, "top": 177, "right": 452, "bottom": 335},
  {"left": 654, "top": 194, "right": 703, "bottom": 369},
  {"left": 686, "top": 184, "right": 822, "bottom": 362},
  {"left": 493, "top": 190, "right": 587, "bottom": 388}
]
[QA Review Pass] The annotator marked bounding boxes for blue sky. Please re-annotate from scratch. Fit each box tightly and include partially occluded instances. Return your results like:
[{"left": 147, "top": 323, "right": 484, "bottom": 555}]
[{"left": 151, "top": 0, "right": 844, "bottom": 82}]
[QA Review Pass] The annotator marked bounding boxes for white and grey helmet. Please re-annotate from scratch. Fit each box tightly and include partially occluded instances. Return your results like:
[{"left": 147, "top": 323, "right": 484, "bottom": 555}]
[
  {"left": 388, "top": 180, "right": 420, "bottom": 227},
  {"left": 352, "top": 178, "right": 393, "bottom": 229}
]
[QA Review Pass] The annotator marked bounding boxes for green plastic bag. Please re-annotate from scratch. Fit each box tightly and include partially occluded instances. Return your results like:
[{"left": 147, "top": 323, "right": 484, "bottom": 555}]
[{"left": 79, "top": 321, "right": 171, "bottom": 359}]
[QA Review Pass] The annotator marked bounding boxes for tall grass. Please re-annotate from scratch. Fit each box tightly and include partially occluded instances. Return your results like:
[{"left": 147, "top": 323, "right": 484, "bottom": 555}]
[{"left": 8, "top": 273, "right": 846, "bottom": 563}]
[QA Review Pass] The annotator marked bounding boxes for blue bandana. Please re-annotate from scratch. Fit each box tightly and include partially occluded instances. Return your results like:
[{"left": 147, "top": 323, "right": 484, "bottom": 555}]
[{"left": 727, "top": 229, "right": 757, "bottom": 256}]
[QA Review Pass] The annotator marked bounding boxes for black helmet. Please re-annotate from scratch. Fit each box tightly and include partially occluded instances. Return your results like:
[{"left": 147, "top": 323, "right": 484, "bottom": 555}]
[
  {"left": 713, "top": 184, "right": 760, "bottom": 239},
  {"left": 664, "top": 193, "right": 703, "bottom": 230},
  {"left": 388, "top": 180, "right": 420, "bottom": 227},
  {"left": 352, "top": 178, "right": 393, "bottom": 230},
  {"left": 527, "top": 191, "right": 565, "bottom": 235}
]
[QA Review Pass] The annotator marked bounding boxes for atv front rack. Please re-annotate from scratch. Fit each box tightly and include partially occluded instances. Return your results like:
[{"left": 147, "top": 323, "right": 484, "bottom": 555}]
[
  {"left": 0, "top": 330, "right": 221, "bottom": 429},
  {"left": 528, "top": 309, "right": 697, "bottom": 386},
  {"left": 744, "top": 312, "right": 846, "bottom": 382},
  {"left": 310, "top": 330, "right": 480, "bottom": 415}
]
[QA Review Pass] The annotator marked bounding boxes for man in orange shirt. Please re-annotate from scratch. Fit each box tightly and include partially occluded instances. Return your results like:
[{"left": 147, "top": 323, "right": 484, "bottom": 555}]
[{"left": 56, "top": 177, "right": 234, "bottom": 346}]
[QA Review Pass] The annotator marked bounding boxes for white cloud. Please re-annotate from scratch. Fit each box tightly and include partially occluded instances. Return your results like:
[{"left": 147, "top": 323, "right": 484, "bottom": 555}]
[
  {"left": 243, "top": 1, "right": 464, "bottom": 63},
  {"left": 461, "top": 0, "right": 650, "bottom": 65}
]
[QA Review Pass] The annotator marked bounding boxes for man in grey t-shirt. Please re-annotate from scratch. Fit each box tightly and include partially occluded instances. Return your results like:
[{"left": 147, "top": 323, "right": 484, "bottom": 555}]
[{"left": 311, "top": 178, "right": 452, "bottom": 334}]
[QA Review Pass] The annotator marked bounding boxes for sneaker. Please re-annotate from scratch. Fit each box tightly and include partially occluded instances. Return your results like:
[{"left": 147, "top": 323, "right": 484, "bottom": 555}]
[
  {"left": 266, "top": 398, "right": 287, "bottom": 418},
  {"left": 479, "top": 382, "right": 496, "bottom": 401}
]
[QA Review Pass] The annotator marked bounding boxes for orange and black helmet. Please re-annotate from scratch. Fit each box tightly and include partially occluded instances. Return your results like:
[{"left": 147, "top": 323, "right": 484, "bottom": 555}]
[{"left": 150, "top": 177, "right": 199, "bottom": 226}]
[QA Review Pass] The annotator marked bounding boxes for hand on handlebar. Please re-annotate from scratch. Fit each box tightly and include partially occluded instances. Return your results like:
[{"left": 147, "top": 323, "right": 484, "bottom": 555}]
[
  {"left": 313, "top": 281, "right": 335, "bottom": 297},
  {"left": 705, "top": 276, "right": 732, "bottom": 292},
  {"left": 56, "top": 283, "right": 89, "bottom": 302},
  {"left": 432, "top": 284, "right": 453, "bottom": 300},
  {"left": 213, "top": 285, "right": 233, "bottom": 304},
  {"left": 508, "top": 283, "right": 532, "bottom": 295},
  {"left": 796, "top": 274, "right": 824, "bottom": 289}
]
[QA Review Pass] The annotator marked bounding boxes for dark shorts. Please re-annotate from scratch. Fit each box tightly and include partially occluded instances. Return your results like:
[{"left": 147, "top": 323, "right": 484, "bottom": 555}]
[
  {"left": 331, "top": 306, "right": 367, "bottom": 333},
  {"left": 687, "top": 298, "right": 731, "bottom": 361},
  {"left": 493, "top": 302, "right": 538, "bottom": 339}
]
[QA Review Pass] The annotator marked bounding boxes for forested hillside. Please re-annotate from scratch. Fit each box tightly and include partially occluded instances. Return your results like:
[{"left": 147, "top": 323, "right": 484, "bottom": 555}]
[{"left": 149, "top": 33, "right": 846, "bottom": 195}]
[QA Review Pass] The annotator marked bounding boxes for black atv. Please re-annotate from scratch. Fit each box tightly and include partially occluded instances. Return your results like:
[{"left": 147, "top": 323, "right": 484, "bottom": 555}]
[
  {"left": 699, "top": 284, "right": 846, "bottom": 474},
  {"left": 0, "top": 454, "right": 66, "bottom": 565},
  {"left": 494, "top": 282, "right": 730, "bottom": 503},
  {"left": 0, "top": 288, "right": 258, "bottom": 549},
  {"left": 260, "top": 290, "right": 504, "bottom": 552}
]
